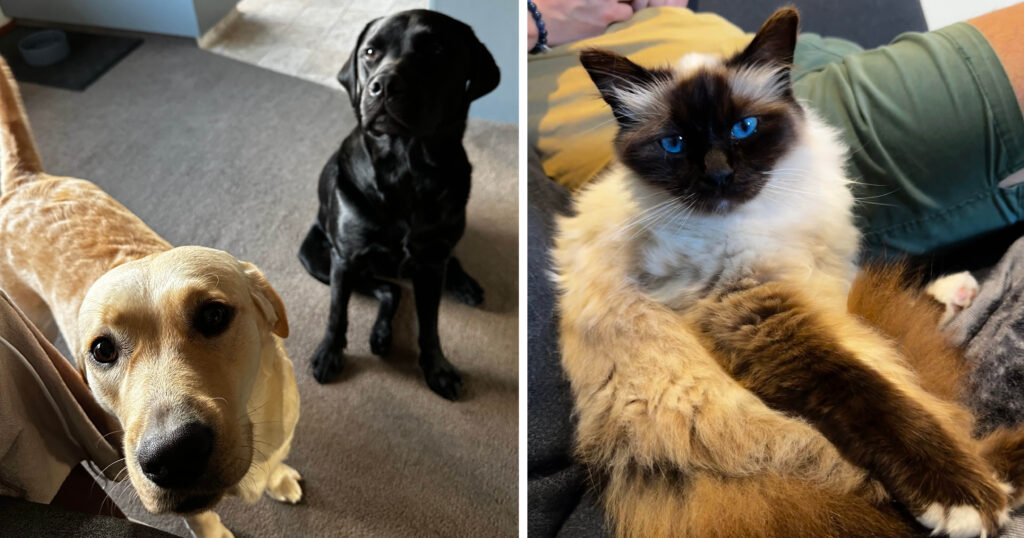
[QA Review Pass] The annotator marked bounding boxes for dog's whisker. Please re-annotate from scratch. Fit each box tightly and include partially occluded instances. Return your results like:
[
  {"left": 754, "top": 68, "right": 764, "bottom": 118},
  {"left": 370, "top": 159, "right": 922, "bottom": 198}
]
[
  {"left": 97, "top": 457, "right": 127, "bottom": 478},
  {"left": 98, "top": 429, "right": 124, "bottom": 444}
]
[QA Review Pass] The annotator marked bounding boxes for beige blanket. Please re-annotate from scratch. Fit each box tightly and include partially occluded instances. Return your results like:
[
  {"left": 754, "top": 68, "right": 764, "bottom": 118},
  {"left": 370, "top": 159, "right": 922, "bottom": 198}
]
[{"left": 0, "top": 289, "right": 122, "bottom": 503}]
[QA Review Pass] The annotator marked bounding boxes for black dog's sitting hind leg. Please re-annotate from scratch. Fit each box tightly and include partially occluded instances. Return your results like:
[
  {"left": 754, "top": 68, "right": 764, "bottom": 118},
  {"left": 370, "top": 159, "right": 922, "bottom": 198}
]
[
  {"left": 445, "top": 257, "right": 484, "bottom": 307},
  {"left": 298, "top": 223, "right": 332, "bottom": 285},
  {"left": 300, "top": 223, "right": 401, "bottom": 358},
  {"left": 414, "top": 265, "right": 463, "bottom": 400}
]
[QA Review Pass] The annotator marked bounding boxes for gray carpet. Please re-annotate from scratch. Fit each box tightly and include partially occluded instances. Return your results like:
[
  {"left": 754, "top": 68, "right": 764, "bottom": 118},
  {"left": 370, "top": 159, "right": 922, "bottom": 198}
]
[{"left": 18, "top": 35, "right": 517, "bottom": 537}]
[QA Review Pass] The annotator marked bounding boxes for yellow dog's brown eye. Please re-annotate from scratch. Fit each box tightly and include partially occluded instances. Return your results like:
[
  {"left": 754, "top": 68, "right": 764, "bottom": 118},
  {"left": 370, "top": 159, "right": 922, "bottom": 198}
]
[
  {"left": 195, "top": 302, "right": 233, "bottom": 338},
  {"left": 90, "top": 337, "right": 118, "bottom": 364}
]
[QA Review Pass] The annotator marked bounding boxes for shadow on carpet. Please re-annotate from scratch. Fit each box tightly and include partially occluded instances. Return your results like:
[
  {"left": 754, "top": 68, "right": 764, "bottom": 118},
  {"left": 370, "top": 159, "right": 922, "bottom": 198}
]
[{"left": 0, "top": 25, "right": 141, "bottom": 91}]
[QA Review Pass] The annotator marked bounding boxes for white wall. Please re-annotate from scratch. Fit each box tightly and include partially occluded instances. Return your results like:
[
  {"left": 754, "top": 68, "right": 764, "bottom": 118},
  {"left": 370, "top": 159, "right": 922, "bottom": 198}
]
[
  {"left": 430, "top": 0, "right": 517, "bottom": 124},
  {"left": 919, "top": 0, "right": 1018, "bottom": 29}
]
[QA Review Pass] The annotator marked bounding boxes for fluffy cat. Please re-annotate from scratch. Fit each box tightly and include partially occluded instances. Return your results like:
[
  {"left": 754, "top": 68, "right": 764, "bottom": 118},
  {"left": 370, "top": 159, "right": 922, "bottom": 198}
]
[{"left": 553, "top": 8, "right": 1024, "bottom": 538}]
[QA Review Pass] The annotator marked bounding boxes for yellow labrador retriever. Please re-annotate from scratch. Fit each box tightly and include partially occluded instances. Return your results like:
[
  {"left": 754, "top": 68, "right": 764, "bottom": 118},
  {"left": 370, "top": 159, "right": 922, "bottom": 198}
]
[{"left": 0, "top": 60, "right": 301, "bottom": 537}]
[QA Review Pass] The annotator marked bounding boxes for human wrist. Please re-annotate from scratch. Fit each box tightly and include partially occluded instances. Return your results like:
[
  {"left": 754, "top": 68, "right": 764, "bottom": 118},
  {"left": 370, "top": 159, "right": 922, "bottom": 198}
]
[
  {"left": 527, "top": 1, "right": 550, "bottom": 53},
  {"left": 527, "top": 4, "right": 538, "bottom": 46}
]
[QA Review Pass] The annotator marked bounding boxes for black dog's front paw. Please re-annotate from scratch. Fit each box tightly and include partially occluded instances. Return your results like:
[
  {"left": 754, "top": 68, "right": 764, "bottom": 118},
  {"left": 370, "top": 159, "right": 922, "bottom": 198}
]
[
  {"left": 311, "top": 338, "right": 345, "bottom": 383},
  {"left": 369, "top": 319, "right": 392, "bottom": 356},
  {"left": 420, "top": 354, "right": 462, "bottom": 401}
]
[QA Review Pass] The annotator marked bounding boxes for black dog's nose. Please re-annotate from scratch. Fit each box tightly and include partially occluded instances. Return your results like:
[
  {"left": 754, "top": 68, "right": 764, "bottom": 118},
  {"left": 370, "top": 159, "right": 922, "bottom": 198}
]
[
  {"left": 368, "top": 74, "right": 404, "bottom": 98},
  {"left": 136, "top": 421, "right": 214, "bottom": 489}
]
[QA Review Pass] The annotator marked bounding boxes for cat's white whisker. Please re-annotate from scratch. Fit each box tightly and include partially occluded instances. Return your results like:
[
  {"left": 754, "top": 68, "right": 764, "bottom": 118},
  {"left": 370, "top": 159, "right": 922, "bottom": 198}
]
[
  {"left": 847, "top": 196, "right": 897, "bottom": 205},
  {"left": 576, "top": 115, "right": 623, "bottom": 136},
  {"left": 853, "top": 188, "right": 900, "bottom": 200},
  {"left": 609, "top": 200, "right": 680, "bottom": 243}
]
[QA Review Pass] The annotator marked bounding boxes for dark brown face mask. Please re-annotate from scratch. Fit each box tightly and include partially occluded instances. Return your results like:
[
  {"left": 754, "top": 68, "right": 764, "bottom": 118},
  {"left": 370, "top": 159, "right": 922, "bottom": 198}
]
[{"left": 579, "top": 7, "right": 802, "bottom": 214}]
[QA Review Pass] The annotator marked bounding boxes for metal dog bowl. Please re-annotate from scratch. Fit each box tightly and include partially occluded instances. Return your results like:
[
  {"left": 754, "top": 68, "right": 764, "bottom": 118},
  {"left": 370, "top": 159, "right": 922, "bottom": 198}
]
[{"left": 18, "top": 29, "right": 70, "bottom": 67}]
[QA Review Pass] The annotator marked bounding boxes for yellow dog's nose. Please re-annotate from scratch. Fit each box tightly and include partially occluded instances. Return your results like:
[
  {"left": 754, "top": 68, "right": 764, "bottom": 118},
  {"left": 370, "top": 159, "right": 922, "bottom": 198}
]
[{"left": 137, "top": 421, "right": 215, "bottom": 489}]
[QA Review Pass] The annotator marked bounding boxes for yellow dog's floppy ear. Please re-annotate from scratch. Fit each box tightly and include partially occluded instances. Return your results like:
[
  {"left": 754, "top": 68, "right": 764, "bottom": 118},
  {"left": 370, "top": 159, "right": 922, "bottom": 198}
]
[{"left": 242, "top": 262, "right": 290, "bottom": 338}]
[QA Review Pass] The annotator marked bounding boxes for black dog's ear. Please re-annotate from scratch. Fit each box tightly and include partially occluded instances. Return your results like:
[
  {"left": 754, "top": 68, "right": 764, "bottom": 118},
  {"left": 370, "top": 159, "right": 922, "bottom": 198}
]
[
  {"left": 466, "top": 32, "right": 500, "bottom": 102},
  {"left": 338, "top": 18, "right": 380, "bottom": 106}
]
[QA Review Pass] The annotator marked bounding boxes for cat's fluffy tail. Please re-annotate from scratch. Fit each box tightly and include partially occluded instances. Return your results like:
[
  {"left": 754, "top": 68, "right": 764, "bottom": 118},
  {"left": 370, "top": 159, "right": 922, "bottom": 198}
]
[
  {"left": 605, "top": 470, "right": 921, "bottom": 538},
  {"left": 850, "top": 264, "right": 1024, "bottom": 509},
  {"left": 847, "top": 262, "right": 967, "bottom": 404}
]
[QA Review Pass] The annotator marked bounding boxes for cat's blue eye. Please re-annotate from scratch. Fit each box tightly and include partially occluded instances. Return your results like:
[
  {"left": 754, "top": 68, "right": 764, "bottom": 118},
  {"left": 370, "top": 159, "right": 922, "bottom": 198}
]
[
  {"left": 731, "top": 117, "right": 758, "bottom": 139},
  {"left": 659, "top": 135, "right": 684, "bottom": 154}
]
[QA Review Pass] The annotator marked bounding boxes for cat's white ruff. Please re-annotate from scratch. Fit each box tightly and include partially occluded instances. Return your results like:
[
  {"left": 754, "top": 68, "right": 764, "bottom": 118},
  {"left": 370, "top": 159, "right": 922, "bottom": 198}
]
[{"left": 620, "top": 106, "right": 860, "bottom": 310}]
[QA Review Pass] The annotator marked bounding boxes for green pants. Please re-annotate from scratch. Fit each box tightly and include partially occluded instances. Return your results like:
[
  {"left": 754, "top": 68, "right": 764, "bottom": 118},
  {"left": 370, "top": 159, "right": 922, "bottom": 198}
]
[{"left": 792, "top": 23, "right": 1024, "bottom": 259}]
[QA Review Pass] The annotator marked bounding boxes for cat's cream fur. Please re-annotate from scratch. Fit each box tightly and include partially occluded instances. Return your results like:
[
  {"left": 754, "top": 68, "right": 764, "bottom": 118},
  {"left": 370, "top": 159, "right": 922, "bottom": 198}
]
[
  {"left": 554, "top": 10, "right": 1018, "bottom": 536},
  {"left": 629, "top": 95, "right": 859, "bottom": 309},
  {"left": 553, "top": 115, "right": 899, "bottom": 536}
]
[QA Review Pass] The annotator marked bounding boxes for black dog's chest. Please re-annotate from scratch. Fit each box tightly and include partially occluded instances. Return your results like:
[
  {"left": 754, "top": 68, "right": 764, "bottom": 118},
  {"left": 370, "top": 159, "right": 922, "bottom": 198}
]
[
  {"left": 321, "top": 152, "right": 469, "bottom": 277},
  {"left": 357, "top": 211, "right": 449, "bottom": 275}
]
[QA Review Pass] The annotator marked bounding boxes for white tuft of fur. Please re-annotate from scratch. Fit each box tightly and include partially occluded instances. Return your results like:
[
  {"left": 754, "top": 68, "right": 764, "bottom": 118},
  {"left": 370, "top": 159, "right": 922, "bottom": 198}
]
[
  {"left": 999, "top": 481, "right": 1015, "bottom": 497},
  {"left": 730, "top": 64, "right": 789, "bottom": 103},
  {"left": 613, "top": 76, "right": 675, "bottom": 123},
  {"left": 675, "top": 52, "right": 719, "bottom": 78},
  {"left": 999, "top": 506, "right": 1011, "bottom": 527}
]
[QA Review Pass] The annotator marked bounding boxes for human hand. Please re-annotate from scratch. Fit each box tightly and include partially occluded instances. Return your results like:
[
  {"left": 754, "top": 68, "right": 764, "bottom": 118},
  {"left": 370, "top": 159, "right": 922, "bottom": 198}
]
[
  {"left": 630, "top": 0, "right": 689, "bottom": 10},
  {"left": 528, "top": 0, "right": 635, "bottom": 48}
]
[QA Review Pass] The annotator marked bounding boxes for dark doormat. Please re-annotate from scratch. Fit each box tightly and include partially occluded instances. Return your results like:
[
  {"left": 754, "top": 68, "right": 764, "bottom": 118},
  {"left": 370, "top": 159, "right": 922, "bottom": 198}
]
[{"left": 0, "top": 25, "right": 142, "bottom": 91}]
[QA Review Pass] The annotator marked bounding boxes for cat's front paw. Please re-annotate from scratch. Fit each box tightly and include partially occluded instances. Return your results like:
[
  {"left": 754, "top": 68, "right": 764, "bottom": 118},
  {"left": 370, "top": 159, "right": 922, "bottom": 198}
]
[
  {"left": 696, "top": 280, "right": 795, "bottom": 340},
  {"left": 912, "top": 477, "right": 1009, "bottom": 538},
  {"left": 926, "top": 271, "right": 979, "bottom": 323},
  {"left": 915, "top": 501, "right": 1008, "bottom": 538}
]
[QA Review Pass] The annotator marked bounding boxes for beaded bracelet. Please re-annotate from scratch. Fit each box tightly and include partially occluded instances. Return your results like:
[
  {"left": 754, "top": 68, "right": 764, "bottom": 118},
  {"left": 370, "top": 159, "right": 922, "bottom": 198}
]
[{"left": 527, "top": 2, "right": 551, "bottom": 54}]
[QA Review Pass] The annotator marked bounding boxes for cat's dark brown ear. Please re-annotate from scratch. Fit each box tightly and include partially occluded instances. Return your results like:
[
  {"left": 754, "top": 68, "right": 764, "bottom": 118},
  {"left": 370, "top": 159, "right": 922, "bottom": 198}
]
[
  {"left": 580, "top": 49, "right": 666, "bottom": 127},
  {"left": 729, "top": 7, "right": 799, "bottom": 72}
]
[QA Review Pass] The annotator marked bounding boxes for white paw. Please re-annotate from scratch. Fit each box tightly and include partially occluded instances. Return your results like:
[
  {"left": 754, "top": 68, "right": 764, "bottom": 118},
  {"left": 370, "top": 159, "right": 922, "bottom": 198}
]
[
  {"left": 926, "top": 271, "right": 979, "bottom": 322},
  {"left": 206, "top": 525, "right": 234, "bottom": 538},
  {"left": 999, "top": 480, "right": 1015, "bottom": 496},
  {"left": 184, "top": 511, "right": 234, "bottom": 538},
  {"left": 915, "top": 502, "right": 1008, "bottom": 538},
  {"left": 927, "top": 271, "right": 979, "bottom": 309},
  {"left": 265, "top": 463, "right": 303, "bottom": 504}
]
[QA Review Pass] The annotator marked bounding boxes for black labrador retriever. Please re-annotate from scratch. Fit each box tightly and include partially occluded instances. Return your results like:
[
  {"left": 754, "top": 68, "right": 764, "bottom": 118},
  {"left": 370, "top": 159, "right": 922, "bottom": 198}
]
[{"left": 298, "top": 10, "right": 499, "bottom": 400}]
